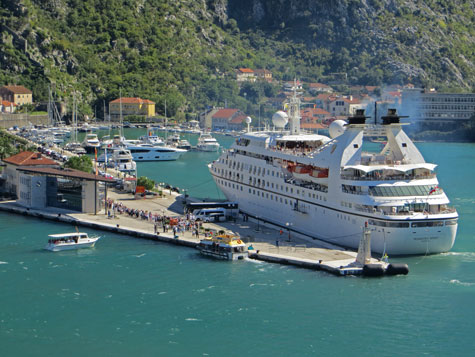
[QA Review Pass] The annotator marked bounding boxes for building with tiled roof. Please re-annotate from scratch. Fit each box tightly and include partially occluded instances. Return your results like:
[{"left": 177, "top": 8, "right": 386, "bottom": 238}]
[
  {"left": 328, "top": 96, "right": 364, "bottom": 116},
  {"left": 211, "top": 108, "right": 246, "bottom": 131},
  {"left": 300, "top": 107, "right": 331, "bottom": 123},
  {"left": 236, "top": 68, "right": 256, "bottom": 82},
  {"left": 0, "top": 85, "right": 33, "bottom": 106},
  {"left": 2, "top": 151, "right": 59, "bottom": 198},
  {"left": 308, "top": 83, "right": 333, "bottom": 94},
  {"left": 0, "top": 100, "right": 17, "bottom": 113},
  {"left": 300, "top": 122, "right": 327, "bottom": 133},
  {"left": 254, "top": 69, "right": 273, "bottom": 82},
  {"left": 109, "top": 97, "right": 155, "bottom": 120}
]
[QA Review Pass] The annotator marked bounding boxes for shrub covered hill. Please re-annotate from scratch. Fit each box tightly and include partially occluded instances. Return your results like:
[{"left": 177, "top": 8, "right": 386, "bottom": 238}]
[{"left": 1, "top": 0, "right": 474, "bottom": 119}]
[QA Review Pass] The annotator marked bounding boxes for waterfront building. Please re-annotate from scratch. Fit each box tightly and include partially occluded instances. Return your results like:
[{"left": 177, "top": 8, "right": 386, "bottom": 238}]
[
  {"left": 16, "top": 167, "right": 115, "bottom": 214},
  {"left": 2, "top": 151, "right": 59, "bottom": 198},
  {"left": 0, "top": 85, "right": 33, "bottom": 106},
  {"left": 211, "top": 109, "right": 247, "bottom": 131},
  {"left": 402, "top": 89, "right": 475, "bottom": 123},
  {"left": 327, "top": 96, "right": 364, "bottom": 116},
  {"left": 109, "top": 97, "right": 155, "bottom": 121}
]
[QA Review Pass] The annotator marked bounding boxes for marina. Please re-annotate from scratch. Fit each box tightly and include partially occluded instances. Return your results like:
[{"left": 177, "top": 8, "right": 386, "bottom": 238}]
[{"left": 0, "top": 135, "right": 473, "bottom": 356}]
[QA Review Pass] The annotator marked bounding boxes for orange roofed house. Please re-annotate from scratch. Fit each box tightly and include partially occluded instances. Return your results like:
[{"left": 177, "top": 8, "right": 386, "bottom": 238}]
[
  {"left": 2, "top": 151, "right": 59, "bottom": 198},
  {"left": 236, "top": 68, "right": 256, "bottom": 82},
  {"left": 109, "top": 97, "right": 155, "bottom": 121},
  {"left": 211, "top": 109, "right": 247, "bottom": 131},
  {"left": 0, "top": 85, "right": 33, "bottom": 107}
]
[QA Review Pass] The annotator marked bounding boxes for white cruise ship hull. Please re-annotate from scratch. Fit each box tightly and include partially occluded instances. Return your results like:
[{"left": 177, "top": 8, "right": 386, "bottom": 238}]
[{"left": 213, "top": 175, "right": 457, "bottom": 256}]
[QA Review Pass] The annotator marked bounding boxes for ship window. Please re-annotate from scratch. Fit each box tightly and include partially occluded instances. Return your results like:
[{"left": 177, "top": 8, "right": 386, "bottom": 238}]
[
  {"left": 353, "top": 144, "right": 358, "bottom": 148},
  {"left": 402, "top": 143, "right": 407, "bottom": 147},
  {"left": 445, "top": 220, "right": 457, "bottom": 225}
]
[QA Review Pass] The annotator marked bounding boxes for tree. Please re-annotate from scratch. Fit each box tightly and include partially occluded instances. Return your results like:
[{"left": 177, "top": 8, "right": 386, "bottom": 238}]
[
  {"left": 137, "top": 176, "right": 155, "bottom": 190},
  {"left": 64, "top": 155, "right": 93, "bottom": 173}
]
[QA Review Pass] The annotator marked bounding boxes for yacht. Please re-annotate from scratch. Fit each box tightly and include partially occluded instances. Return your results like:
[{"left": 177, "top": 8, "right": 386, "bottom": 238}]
[
  {"left": 197, "top": 133, "right": 220, "bottom": 152},
  {"left": 125, "top": 143, "right": 186, "bottom": 161},
  {"left": 81, "top": 133, "right": 101, "bottom": 153},
  {"left": 45, "top": 232, "right": 100, "bottom": 252},
  {"left": 98, "top": 147, "right": 137, "bottom": 174},
  {"left": 166, "top": 134, "right": 191, "bottom": 150},
  {"left": 209, "top": 93, "right": 458, "bottom": 256}
]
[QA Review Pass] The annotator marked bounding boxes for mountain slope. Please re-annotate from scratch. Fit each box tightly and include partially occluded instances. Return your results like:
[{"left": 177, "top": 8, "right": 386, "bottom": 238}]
[{"left": 0, "top": 0, "right": 473, "bottom": 118}]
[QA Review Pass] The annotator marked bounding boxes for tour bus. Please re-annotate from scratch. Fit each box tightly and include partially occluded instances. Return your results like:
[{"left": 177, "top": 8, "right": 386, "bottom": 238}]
[{"left": 193, "top": 208, "right": 227, "bottom": 222}]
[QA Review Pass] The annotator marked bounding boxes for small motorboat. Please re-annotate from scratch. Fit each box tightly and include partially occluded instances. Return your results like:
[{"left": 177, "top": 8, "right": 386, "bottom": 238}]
[{"left": 45, "top": 232, "right": 100, "bottom": 252}]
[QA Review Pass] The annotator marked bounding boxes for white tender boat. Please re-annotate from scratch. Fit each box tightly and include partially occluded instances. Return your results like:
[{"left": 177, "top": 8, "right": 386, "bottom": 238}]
[
  {"left": 197, "top": 232, "right": 248, "bottom": 260},
  {"left": 45, "top": 232, "right": 100, "bottom": 252}
]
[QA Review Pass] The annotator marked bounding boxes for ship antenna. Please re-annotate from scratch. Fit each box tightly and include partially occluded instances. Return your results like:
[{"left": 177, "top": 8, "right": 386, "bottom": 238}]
[{"left": 374, "top": 101, "right": 377, "bottom": 125}]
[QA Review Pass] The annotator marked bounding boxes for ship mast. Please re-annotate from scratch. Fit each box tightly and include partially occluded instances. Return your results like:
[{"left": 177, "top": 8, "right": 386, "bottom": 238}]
[{"left": 288, "top": 79, "right": 301, "bottom": 135}]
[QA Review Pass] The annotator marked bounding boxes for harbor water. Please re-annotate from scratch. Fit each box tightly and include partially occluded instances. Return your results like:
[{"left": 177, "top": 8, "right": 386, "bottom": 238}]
[{"left": 1, "top": 134, "right": 475, "bottom": 356}]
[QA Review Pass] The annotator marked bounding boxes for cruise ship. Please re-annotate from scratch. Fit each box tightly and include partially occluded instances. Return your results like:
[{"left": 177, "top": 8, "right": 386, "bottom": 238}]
[{"left": 209, "top": 93, "right": 458, "bottom": 255}]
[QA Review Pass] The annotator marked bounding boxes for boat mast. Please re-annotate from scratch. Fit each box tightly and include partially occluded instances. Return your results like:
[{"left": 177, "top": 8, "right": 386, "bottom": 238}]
[{"left": 119, "top": 88, "right": 124, "bottom": 138}]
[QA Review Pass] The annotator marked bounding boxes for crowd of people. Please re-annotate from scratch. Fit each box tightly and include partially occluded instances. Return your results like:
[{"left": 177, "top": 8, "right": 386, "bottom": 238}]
[{"left": 104, "top": 198, "right": 204, "bottom": 238}]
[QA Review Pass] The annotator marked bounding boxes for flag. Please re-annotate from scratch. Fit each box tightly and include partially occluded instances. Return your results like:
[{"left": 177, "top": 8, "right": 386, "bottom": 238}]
[{"left": 429, "top": 186, "right": 438, "bottom": 195}]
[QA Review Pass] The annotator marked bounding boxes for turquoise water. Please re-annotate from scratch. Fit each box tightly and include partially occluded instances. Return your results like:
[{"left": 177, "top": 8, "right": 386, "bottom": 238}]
[{"left": 1, "top": 140, "right": 475, "bottom": 356}]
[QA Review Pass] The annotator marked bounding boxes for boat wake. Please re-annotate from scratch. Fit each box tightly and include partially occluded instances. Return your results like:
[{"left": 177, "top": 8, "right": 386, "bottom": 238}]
[
  {"left": 449, "top": 279, "right": 475, "bottom": 287},
  {"left": 441, "top": 252, "right": 475, "bottom": 261},
  {"left": 0, "top": 261, "right": 8, "bottom": 264}
]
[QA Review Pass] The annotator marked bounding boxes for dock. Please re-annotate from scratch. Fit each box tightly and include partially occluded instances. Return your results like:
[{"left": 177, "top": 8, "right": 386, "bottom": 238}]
[{"left": 0, "top": 189, "right": 408, "bottom": 277}]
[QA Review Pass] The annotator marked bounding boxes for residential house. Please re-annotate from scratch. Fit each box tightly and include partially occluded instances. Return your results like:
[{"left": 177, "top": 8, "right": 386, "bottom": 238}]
[
  {"left": 109, "top": 97, "right": 155, "bottom": 120},
  {"left": 300, "top": 107, "right": 331, "bottom": 123},
  {"left": 254, "top": 69, "right": 273, "bottom": 82},
  {"left": 328, "top": 96, "right": 364, "bottom": 116},
  {"left": 0, "top": 85, "right": 33, "bottom": 106},
  {"left": 200, "top": 107, "right": 221, "bottom": 131},
  {"left": 2, "top": 151, "right": 59, "bottom": 198},
  {"left": 308, "top": 83, "right": 333, "bottom": 94},
  {"left": 0, "top": 100, "right": 17, "bottom": 113},
  {"left": 283, "top": 80, "right": 303, "bottom": 92},
  {"left": 236, "top": 68, "right": 256, "bottom": 82},
  {"left": 211, "top": 109, "right": 246, "bottom": 131}
]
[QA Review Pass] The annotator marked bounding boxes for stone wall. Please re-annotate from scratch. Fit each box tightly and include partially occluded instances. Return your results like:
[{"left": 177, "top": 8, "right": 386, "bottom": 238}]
[{"left": 0, "top": 114, "right": 49, "bottom": 128}]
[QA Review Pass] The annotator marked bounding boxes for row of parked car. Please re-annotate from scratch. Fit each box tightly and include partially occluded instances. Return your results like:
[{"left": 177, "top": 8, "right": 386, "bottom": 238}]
[{"left": 37, "top": 146, "right": 69, "bottom": 162}]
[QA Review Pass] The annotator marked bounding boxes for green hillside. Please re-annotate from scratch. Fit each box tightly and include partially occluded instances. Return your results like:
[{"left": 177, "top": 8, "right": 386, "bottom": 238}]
[{"left": 1, "top": 0, "right": 474, "bottom": 119}]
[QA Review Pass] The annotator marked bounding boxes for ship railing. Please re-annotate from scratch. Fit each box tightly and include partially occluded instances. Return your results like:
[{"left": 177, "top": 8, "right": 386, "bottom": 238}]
[{"left": 341, "top": 173, "right": 436, "bottom": 181}]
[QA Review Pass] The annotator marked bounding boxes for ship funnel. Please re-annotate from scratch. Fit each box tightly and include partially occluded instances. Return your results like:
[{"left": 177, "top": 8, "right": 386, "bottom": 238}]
[
  {"left": 347, "top": 109, "right": 368, "bottom": 125},
  {"left": 381, "top": 108, "right": 408, "bottom": 125}
]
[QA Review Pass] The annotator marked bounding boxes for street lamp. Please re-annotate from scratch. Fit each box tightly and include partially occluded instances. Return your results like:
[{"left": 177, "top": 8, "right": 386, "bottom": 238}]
[{"left": 286, "top": 222, "right": 293, "bottom": 242}]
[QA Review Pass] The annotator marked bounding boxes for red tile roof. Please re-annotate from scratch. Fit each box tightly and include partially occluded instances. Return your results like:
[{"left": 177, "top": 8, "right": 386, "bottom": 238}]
[
  {"left": 1, "top": 85, "right": 32, "bottom": 94},
  {"left": 309, "top": 83, "right": 331, "bottom": 88},
  {"left": 2, "top": 100, "right": 17, "bottom": 106},
  {"left": 212, "top": 108, "right": 239, "bottom": 119},
  {"left": 3, "top": 151, "right": 59, "bottom": 166},
  {"left": 302, "top": 108, "right": 331, "bottom": 115},
  {"left": 17, "top": 167, "right": 116, "bottom": 182},
  {"left": 109, "top": 97, "right": 155, "bottom": 104},
  {"left": 229, "top": 114, "right": 247, "bottom": 124},
  {"left": 301, "top": 123, "right": 327, "bottom": 129},
  {"left": 238, "top": 68, "right": 254, "bottom": 73}
]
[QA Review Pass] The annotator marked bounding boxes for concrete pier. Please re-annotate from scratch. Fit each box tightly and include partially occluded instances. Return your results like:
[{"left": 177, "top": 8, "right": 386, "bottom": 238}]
[{"left": 0, "top": 190, "right": 395, "bottom": 277}]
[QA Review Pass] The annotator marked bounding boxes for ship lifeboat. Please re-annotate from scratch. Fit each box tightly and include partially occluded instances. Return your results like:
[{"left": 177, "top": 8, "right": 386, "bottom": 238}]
[
  {"left": 307, "top": 167, "right": 329, "bottom": 184},
  {"left": 292, "top": 165, "right": 313, "bottom": 181}
]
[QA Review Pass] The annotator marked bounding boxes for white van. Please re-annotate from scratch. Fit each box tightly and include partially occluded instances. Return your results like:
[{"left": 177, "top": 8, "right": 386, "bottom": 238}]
[{"left": 194, "top": 208, "right": 226, "bottom": 222}]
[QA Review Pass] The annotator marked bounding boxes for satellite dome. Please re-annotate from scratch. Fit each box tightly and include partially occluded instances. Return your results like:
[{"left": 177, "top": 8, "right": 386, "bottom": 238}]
[
  {"left": 272, "top": 111, "right": 288, "bottom": 129},
  {"left": 329, "top": 120, "right": 347, "bottom": 138},
  {"left": 245, "top": 116, "right": 252, "bottom": 124}
]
